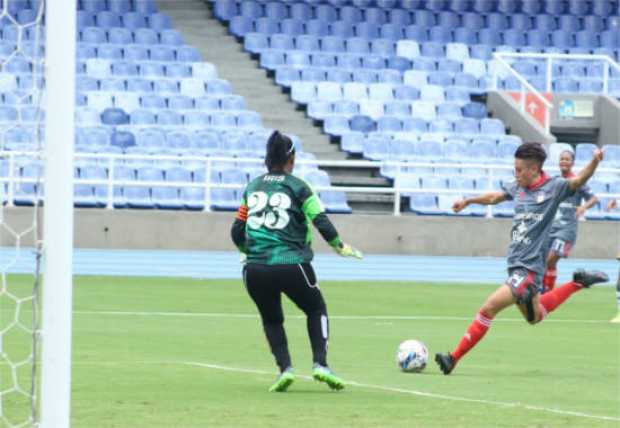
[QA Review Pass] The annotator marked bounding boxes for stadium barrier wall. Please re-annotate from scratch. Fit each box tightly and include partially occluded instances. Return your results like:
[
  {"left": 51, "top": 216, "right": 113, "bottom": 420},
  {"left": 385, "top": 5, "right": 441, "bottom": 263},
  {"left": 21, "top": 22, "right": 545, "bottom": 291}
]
[{"left": 1, "top": 208, "right": 616, "bottom": 258}]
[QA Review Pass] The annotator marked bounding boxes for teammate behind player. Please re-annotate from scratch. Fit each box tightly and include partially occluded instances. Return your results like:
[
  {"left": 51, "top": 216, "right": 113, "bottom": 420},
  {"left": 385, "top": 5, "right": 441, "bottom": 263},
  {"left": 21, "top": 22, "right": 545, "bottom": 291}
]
[
  {"left": 435, "top": 142, "right": 608, "bottom": 375},
  {"left": 231, "top": 131, "right": 362, "bottom": 392},
  {"left": 541, "top": 149, "right": 598, "bottom": 292}
]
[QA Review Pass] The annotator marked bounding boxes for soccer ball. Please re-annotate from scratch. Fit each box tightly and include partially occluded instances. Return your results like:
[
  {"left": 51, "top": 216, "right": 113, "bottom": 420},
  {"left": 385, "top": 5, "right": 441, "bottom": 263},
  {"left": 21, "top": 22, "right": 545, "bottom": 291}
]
[{"left": 396, "top": 339, "right": 428, "bottom": 373}]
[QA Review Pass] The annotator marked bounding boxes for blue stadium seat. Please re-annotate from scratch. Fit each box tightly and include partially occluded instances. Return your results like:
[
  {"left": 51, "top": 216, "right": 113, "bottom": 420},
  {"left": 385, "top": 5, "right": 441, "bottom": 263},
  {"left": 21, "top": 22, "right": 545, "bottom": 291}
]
[
  {"left": 151, "top": 185, "right": 183, "bottom": 207},
  {"left": 77, "top": 11, "right": 96, "bottom": 28},
  {"left": 302, "top": 67, "right": 326, "bottom": 81},
  {"left": 181, "top": 187, "right": 205, "bottom": 210},
  {"left": 315, "top": 4, "right": 338, "bottom": 21},
  {"left": 380, "top": 23, "right": 405, "bottom": 40},
  {"left": 487, "top": 12, "right": 508, "bottom": 30},
  {"left": 255, "top": 17, "right": 280, "bottom": 35},
  {"left": 576, "top": 31, "right": 599, "bottom": 48},
  {"left": 123, "top": 12, "right": 148, "bottom": 30},
  {"left": 290, "top": 3, "right": 311, "bottom": 20},
  {"left": 480, "top": 118, "right": 505, "bottom": 135},
  {"left": 404, "top": 24, "right": 428, "bottom": 42},
  {"left": 409, "top": 194, "right": 440, "bottom": 215},
  {"left": 469, "top": 138, "right": 497, "bottom": 159},
  {"left": 503, "top": 29, "right": 526, "bottom": 46},
  {"left": 229, "top": 16, "right": 254, "bottom": 37},
  {"left": 124, "top": 186, "right": 154, "bottom": 209},
  {"left": 96, "top": 11, "right": 121, "bottom": 28},
  {"left": 177, "top": 46, "right": 201, "bottom": 62},
  {"left": 333, "top": 100, "right": 359, "bottom": 115},
  {"left": 429, "top": 26, "right": 453, "bottom": 43},
  {"left": 461, "top": 12, "right": 484, "bottom": 30},
  {"left": 134, "top": 28, "right": 159, "bottom": 45},
  {"left": 286, "top": 51, "right": 311, "bottom": 68},
  {"left": 438, "top": 10, "right": 460, "bottom": 28},
  {"left": 355, "top": 22, "right": 380, "bottom": 39},
  {"left": 295, "top": 35, "right": 320, "bottom": 51},
  {"left": 365, "top": 7, "right": 387, "bottom": 24},
  {"left": 305, "top": 19, "right": 329, "bottom": 37},
  {"left": 347, "top": 37, "right": 370, "bottom": 54},
  {"left": 557, "top": 15, "right": 580, "bottom": 32},
  {"left": 265, "top": 2, "right": 287, "bottom": 20},
  {"left": 321, "top": 191, "right": 352, "bottom": 213},
  {"left": 221, "top": 95, "right": 246, "bottom": 110},
  {"left": 322, "top": 35, "right": 346, "bottom": 53},
  {"left": 533, "top": 16, "right": 556, "bottom": 32},
  {"left": 453, "top": 28, "right": 477, "bottom": 45},
  {"left": 149, "top": 13, "right": 173, "bottom": 31},
  {"left": 469, "top": 44, "right": 492, "bottom": 60},
  {"left": 349, "top": 114, "right": 375, "bottom": 133},
  {"left": 270, "top": 34, "right": 294, "bottom": 50},
  {"left": 478, "top": 28, "right": 501, "bottom": 45},
  {"left": 124, "top": 44, "right": 150, "bottom": 61},
  {"left": 511, "top": 13, "right": 532, "bottom": 30},
  {"left": 210, "top": 189, "right": 240, "bottom": 211},
  {"left": 135, "top": 0, "right": 157, "bottom": 14},
  {"left": 81, "top": 26, "right": 107, "bottom": 44},
  {"left": 579, "top": 79, "right": 603, "bottom": 93},
  {"left": 281, "top": 18, "right": 305, "bottom": 36}
]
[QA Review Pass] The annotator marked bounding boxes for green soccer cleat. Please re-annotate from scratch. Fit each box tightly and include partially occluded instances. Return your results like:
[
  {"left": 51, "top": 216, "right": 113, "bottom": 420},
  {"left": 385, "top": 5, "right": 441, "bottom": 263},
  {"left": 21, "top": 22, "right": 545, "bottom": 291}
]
[
  {"left": 312, "top": 364, "right": 345, "bottom": 391},
  {"left": 268, "top": 368, "right": 295, "bottom": 392}
]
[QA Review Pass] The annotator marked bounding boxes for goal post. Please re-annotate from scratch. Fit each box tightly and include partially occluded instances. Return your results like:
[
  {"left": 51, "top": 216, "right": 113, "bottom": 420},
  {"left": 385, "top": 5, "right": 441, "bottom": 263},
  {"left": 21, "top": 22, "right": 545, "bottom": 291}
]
[{"left": 40, "top": 0, "right": 76, "bottom": 426}]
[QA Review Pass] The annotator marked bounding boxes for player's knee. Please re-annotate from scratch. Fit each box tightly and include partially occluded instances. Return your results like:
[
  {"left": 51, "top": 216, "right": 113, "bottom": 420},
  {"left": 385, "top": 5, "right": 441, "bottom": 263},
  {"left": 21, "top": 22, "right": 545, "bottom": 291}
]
[{"left": 480, "top": 303, "right": 498, "bottom": 318}]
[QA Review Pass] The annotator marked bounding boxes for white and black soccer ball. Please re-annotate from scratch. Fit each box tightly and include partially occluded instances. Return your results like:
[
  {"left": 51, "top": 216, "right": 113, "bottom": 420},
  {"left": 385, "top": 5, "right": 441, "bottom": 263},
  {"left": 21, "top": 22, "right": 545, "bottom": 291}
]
[{"left": 396, "top": 339, "right": 428, "bottom": 373}]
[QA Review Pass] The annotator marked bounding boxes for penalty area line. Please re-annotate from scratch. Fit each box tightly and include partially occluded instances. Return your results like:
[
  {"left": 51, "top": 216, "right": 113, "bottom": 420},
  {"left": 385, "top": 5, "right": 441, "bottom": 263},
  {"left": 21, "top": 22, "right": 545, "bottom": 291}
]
[
  {"left": 73, "top": 310, "right": 612, "bottom": 324},
  {"left": 173, "top": 361, "right": 620, "bottom": 423}
]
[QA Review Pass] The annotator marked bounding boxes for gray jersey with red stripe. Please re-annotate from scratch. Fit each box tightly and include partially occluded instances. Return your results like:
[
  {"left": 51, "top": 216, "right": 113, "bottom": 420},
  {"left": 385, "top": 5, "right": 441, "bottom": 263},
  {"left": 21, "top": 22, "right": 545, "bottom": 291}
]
[
  {"left": 501, "top": 174, "right": 575, "bottom": 275},
  {"left": 548, "top": 179, "right": 595, "bottom": 244}
]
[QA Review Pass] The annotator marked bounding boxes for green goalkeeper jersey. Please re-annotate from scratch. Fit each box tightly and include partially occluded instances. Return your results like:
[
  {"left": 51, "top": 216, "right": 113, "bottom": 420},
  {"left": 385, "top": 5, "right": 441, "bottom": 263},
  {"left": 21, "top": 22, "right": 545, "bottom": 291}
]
[{"left": 240, "top": 172, "right": 325, "bottom": 265}]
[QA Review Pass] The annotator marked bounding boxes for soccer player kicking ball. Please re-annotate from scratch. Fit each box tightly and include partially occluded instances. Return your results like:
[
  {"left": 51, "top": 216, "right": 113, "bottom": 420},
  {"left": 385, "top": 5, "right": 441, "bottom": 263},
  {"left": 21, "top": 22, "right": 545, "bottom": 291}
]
[
  {"left": 435, "top": 142, "right": 608, "bottom": 375},
  {"left": 231, "top": 131, "right": 362, "bottom": 392},
  {"left": 541, "top": 149, "right": 598, "bottom": 293}
]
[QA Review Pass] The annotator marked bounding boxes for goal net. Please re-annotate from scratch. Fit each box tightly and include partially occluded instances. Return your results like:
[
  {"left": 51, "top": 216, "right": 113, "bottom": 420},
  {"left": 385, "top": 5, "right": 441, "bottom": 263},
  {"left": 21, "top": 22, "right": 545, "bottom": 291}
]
[{"left": 0, "top": 0, "right": 75, "bottom": 427}]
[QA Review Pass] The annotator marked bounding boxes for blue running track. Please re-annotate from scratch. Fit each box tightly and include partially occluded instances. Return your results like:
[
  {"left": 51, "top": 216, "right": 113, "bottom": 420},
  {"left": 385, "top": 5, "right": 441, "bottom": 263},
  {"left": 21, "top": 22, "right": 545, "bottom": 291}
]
[{"left": 0, "top": 248, "right": 616, "bottom": 285}]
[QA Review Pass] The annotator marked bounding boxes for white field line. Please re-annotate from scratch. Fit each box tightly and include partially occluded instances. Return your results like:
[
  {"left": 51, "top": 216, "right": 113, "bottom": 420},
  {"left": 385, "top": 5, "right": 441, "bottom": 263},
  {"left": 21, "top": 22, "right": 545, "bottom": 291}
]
[
  {"left": 73, "top": 310, "right": 615, "bottom": 324},
  {"left": 175, "top": 361, "right": 620, "bottom": 423}
]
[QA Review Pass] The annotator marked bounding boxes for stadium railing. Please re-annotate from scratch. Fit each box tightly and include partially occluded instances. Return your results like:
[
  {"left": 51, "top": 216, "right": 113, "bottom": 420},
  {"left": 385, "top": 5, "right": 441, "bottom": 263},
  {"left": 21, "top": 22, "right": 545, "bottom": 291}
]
[{"left": 1, "top": 151, "right": 619, "bottom": 217}]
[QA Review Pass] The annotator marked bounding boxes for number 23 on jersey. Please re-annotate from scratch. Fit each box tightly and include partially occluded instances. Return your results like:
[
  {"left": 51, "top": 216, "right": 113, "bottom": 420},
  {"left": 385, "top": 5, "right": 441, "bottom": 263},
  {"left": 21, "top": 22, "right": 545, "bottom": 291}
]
[{"left": 247, "top": 191, "right": 292, "bottom": 230}]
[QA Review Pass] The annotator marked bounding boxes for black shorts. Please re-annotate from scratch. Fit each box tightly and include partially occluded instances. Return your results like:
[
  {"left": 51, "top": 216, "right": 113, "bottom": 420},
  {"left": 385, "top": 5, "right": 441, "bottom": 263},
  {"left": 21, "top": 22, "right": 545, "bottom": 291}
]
[{"left": 243, "top": 263, "right": 326, "bottom": 324}]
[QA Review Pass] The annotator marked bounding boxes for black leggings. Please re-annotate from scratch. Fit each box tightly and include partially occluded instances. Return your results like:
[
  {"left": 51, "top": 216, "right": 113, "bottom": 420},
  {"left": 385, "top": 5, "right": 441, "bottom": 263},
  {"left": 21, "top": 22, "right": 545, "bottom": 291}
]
[{"left": 243, "top": 263, "right": 329, "bottom": 370}]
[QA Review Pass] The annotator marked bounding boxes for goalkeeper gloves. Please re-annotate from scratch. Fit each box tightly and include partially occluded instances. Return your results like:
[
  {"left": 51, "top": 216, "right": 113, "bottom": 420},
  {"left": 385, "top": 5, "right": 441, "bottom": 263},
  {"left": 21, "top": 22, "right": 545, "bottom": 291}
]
[{"left": 335, "top": 242, "right": 363, "bottom": 259}]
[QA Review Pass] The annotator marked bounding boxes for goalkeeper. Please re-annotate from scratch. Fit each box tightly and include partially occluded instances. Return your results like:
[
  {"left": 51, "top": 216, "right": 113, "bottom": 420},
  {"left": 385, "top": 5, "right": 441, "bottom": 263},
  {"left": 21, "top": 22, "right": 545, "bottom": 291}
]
[{"left": 231, "top": 130, "right": 362, "bottom": 393}]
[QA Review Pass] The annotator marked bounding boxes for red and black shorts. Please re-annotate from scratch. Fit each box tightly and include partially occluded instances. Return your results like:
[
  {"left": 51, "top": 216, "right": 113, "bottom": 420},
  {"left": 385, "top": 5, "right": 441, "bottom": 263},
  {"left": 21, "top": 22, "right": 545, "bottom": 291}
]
[
  {"left": 505, "top": 268, "right": 542, "bottom": 303},
  {"left": 550, "top": 238, "right": 573, "bottom": 258}
]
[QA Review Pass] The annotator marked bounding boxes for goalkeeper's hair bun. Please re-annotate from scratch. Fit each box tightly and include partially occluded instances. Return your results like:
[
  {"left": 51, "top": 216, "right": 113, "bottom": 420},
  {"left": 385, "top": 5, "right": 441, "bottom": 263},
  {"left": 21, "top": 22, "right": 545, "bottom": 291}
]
[{"left": 265, "top": 130, "right": 295, "bottom": 172}]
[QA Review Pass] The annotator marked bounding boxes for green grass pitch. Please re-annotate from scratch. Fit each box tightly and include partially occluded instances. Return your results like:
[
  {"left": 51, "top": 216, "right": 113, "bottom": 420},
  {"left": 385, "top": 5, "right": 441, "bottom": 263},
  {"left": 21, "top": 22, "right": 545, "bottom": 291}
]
[{"left": 1, "top": 275, "right": 619, "bottom": 427}]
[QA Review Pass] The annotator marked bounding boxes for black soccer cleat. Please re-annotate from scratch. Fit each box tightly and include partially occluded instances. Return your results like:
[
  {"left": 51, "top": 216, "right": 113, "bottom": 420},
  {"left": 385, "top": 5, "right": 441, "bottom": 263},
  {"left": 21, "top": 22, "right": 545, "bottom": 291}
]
[
  {"left": 573, "top": 269, "right": 609, "bottom": 288},
  {"left": 435, "top": 352, "right": 456, "bottom": 375}
]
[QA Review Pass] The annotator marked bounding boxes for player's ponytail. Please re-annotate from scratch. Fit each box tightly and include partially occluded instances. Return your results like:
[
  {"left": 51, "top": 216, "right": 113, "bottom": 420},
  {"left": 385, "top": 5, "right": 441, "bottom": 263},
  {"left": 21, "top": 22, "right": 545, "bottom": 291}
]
[{"left": 265, "top": 131, "right": 295, "bottom": 172}]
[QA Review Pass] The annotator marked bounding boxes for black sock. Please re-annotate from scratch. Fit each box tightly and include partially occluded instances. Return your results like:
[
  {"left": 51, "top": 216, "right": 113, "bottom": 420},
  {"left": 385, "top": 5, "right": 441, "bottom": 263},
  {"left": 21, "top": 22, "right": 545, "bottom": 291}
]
[
  {"left": 263, "top": 323, "right": 291, "bottom": 372},
  {"left": 307, "top": 311, "right": 328, "bottom": 367}
]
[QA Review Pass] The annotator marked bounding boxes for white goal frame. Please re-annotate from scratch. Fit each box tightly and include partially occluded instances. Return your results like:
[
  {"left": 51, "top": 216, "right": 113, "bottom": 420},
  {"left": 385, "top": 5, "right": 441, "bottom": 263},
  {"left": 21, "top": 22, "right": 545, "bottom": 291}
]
[{"left": 40, "top": 0, "right": 76, "bottom": 427}]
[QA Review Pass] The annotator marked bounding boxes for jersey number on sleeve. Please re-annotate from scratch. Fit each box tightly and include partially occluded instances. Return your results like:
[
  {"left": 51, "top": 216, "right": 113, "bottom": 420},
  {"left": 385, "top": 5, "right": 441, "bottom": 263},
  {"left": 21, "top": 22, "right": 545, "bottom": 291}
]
[{"left": 247, "top": 191, "right": 291, "bottom": 230}]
